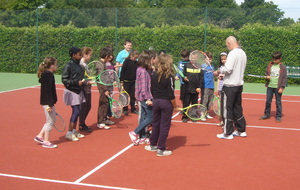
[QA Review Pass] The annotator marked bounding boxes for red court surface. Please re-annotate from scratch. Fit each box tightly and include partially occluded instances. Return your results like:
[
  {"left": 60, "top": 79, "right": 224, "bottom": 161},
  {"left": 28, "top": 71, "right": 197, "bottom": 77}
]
[{"left": 0, "top": 85, "right": 300, "bottom": 190}]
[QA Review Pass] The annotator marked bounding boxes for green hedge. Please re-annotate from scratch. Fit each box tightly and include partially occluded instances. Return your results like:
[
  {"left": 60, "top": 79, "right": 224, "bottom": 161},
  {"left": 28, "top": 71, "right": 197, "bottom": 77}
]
[{"left": 0, "top": 23, "right": 299, "bottom": 84}]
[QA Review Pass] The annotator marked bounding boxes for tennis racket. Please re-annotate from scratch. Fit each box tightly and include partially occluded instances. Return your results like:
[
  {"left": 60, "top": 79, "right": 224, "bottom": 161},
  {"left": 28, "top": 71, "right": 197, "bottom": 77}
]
[
  {"left": 108, "top": 95, "right": 123, "bottom": 119},
  {"left": 247, "top": 74, "right": 266, "bottom": 78},
  {"left": 172, "top": 104, "right": 207, "bottom": 121},
  {"left": 54, "top": 113, "right": 66, "bottom": 132},
  {"left": 212, "top": 95, "right": 221, "bottom": 116},
  {"left": 111, "top": 91, "right": 128, "bottom": 107},
  {"left": 83, "top": 61, "right": 103, "bottom": 81},
  {"left": 173, "top": 64, "right": 186, "bottom": 78},
  {"left": 96, "top": 69, "right": 119, "bottom": 86},
  {"left": 119, "top": 90, "right": 130, "bottom": 107},
  {"left": 189, "top": 50, "right": 214, "bottom": 72}
]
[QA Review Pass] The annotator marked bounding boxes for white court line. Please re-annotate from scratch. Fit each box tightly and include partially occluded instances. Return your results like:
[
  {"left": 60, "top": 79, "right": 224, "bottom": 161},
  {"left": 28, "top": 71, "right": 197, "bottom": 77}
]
[
  {"left": 0, "top": 173, "right": 138, "bottom": 190},
  {"left": 171, "top": 119, "right": 300, "bottom": 131},
  {"left": 0, "top": 85, "right": 38, "bottom": 93},
  {"left": 74, "top": 144, "right": 134, "bottom": 183}
]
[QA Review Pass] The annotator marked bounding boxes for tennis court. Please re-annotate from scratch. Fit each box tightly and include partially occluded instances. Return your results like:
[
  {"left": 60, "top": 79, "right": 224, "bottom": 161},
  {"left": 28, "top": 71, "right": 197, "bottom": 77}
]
[{"left": 0, "top": 74, "right": 300, "bottom": 190}]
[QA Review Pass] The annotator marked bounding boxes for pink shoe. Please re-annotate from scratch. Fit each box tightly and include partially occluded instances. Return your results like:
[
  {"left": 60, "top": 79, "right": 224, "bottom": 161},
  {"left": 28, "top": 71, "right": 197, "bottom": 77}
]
[{"left": 129, "top": 131, "right": 139, "bottom": 145}]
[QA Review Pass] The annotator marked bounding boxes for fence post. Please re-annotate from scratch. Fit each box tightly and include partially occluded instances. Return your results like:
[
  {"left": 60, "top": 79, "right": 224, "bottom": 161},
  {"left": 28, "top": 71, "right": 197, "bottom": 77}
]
[
  {"left": 204, "top": 7, "right": 208, "bottom": 52},
  {"left": 35, "top": 8, "right": 39, "bottom": 68},
  {"left": 115, "top": 8, "right": 119, "bottom": 54}
]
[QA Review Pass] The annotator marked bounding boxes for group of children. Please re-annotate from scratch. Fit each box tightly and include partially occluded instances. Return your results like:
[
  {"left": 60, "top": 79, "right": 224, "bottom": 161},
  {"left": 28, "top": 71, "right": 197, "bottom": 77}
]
[
  {"left": 176, "top": 49, "right": 227, "bottom": 126},
  {"left": 34, "top": 38, "right": 287, "bottom": 152}
]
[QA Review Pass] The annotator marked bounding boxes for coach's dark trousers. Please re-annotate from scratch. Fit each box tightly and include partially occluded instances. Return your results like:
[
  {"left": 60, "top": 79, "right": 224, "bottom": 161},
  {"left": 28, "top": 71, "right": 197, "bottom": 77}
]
[
  {"left": 222, "top": 85, "right": 246, "bottom": 135},
  {"left": 150, "top": 99, "right": 173, "bottom": 150}
]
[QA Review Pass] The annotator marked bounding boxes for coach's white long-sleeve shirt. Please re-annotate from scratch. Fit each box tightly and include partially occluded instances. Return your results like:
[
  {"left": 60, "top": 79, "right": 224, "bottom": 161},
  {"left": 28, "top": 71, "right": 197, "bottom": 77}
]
[{"left": 220, "top": 47, "right": 247, "bottom": 87}]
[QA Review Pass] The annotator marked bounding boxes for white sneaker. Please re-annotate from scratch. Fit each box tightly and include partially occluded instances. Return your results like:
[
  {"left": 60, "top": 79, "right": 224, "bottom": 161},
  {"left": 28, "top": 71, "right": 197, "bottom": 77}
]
[
  {"left": 200, "top": 117, "right": 207, "bottom": 122},
  {"left": 232, "top": 130, "right": 247, "bottom": 137},
  {"left": 73, "top": 131, "right": 85, "bottom": 138},
  {"left": 65, "top": 133, "right": 79, "bottom": 141},
  {"left": 97, "top": 123, "right": 111, "bottom": 129},
  {"left": 157, "top": 149, "right": 172, "bottom": 157},
  {"left": 216, "top": 121, "right": 224, "bottom": 126},
  {"left": 206, "top": 114, "right": 213, "bottom": 119},
  {"left": 216, "top": 133, "right": 234, "bottom": 140}
]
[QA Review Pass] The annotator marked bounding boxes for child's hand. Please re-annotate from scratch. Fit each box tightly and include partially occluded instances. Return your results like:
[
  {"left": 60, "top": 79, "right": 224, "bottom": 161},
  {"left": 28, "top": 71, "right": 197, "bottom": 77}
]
[
  {"left": 46, "top": 106, "right": 52, "bottom": 112},
  {"left": 88, "top": 80, "right": 95, "bottom": 85},
  {"left": 175, "top": 76, "right": 179, "bottom": 80},
  {"left": 183, "top": 77, "right": 189, "bottom": 82},
  {"left": 196, "top": 88, "right": 201, "bottom": 92},
  {"left": 266, "top": 76, "right": 271, "bottom": 80},
  {"left": 78, "top": 80, "right": 84, "bottom": 86},
  {"left": 278, "top": 88, "right": 283, "bottom": 94}
]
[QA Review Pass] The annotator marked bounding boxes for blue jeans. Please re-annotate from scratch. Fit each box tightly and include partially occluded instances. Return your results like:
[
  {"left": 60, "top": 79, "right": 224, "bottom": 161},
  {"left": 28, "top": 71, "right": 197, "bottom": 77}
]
[
  {"left": 134, "top": 100, "right": 153, "bottom": 138},
  {"left": 264, "top": 87, "right": 282, "bottom": 118}
]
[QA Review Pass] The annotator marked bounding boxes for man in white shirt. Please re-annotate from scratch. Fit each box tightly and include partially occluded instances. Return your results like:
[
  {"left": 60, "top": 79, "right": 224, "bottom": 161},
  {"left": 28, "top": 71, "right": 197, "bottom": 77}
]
[{"left": 214, "top": 36, "right": 247, "bottom": 140}]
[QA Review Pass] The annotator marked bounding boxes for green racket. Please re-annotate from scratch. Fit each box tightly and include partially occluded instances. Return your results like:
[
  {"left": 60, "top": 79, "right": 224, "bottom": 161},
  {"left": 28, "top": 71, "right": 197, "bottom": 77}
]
[{"left": 173, "top": 64, "right": 186, "bottom": 78}]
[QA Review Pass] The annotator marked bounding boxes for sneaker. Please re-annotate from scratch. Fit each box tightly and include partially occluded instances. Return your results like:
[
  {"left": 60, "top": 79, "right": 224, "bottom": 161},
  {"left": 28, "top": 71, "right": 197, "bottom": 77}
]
[
  {"left": 259, "top": 115, "right": 270, "bottom": 120},
  {"left": 139, "top": 138, "right": 150, "bottom": 144},
  {"left": 206, "top": 114, "right": 213, "bottom": 119},
  {"left": 276, "top": 117, "right": 281, "bottom": 123},
  {"left": 97, "top": 123, "right": 111, "bottom": 129},
  {"left": 42, "top": 142, "right": 58, "bottom": 148},
  {"left": 105, "top": 120, "right": 115, "bottom": 125},
  {"left": 144, "top": 145, "right": 158, "bottom": 152},
  {"left": 79, "top": 125, "right": 92, "bottom": 132},
  {"left": 182, "top": 118, "right": 188, "bottom": 123},
  {"left": 216, "top": 133, "right": 234, "bottom": 140},
  {"left": 65, "top": 133, "right": 79, "bottom": 141},
  {"left": 232, "top": 130, "right": 247, "bottom": 137},
  {"left": 34, "top": 136, "right": 44, "bottom": 144},
  {"left": 129, "top": 131, "right": 139, "bottom": 145},
  {"left": 73, "top": 131, "right": 85, "bottom": 138},
  {"left": 200, "top": 117, "right": 207, "bottom": 122},
  {"left": 157, "top": 149, "right": 172, "bottom": 157},
  {"left": 216, "top": 121, "right": 224, "bottom": 126}
]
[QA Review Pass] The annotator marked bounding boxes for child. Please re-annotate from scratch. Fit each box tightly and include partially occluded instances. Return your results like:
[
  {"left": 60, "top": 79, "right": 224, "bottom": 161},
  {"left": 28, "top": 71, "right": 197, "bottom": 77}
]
[
  {"left": 216, "top": 52, "right": 227, "bottom": 126},
  {"left": 96, "top": 47, "right": 114, "bottom": 129},
  {"left": 260, "top": 51, "right": 287, "bottom": 123},
  {"left": 79, "top": 47, "right": 94, "bottom": 132},
  {"left": 62, "top": 47, "right": 86, "bottom": 141},
  {"left": 120, "top": 50, "right": 139, "bottom": 115},
  {"left": 145, "top": 53, "right": 178, "bottom": 157},
  {"left": 129, "top": 51, "right": 154, "bottom": 145},
  {"left": 182, "top": 51, "right": 204, "bottom": 123},
  {"left": 115, "top": 39, "right": 132, "bottom": 76},
  {"left": 176, "top": 49, "right": 190, "bottom": 106},
  {"left": 34, "top": 57, "right": 58, "bottom": 148},
  {"left": 200, "top": 52, "right": 215, "bottom": 121}
]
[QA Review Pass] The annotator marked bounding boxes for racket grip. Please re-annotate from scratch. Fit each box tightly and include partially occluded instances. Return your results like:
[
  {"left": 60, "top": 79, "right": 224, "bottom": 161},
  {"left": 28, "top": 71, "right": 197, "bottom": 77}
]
[{"left": 172, "top": 111, "right": 180, "bottom": 119}]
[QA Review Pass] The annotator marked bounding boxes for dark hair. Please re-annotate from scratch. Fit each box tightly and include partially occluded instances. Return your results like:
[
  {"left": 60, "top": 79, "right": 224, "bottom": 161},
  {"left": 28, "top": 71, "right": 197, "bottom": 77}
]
[
  {"left": 180, "top": 49, "right": 190, "bottom": 58},
  {"left": 99, "top": 47, "right": 113, "bottom": 59},
  {"left": 124, "top": 39, "right": 132, "bottom": 45},
  {"left": 158, "top": 50, "right": 166, "bottom": 55},
  {"left": 37, "top": 57, "right": 57, "bottom": 78},
  {"left": 137, "top": 51, "right": 151, "bottom": 70},
  {"left": 219, "top": 52, "right": 227, "bottom": 67},
  {"left": 206, "top": 52, "right": 213, "bottom": 59},
  {"left": 272, "top": 51, "right": 282, "bottom": 60},
  {"left": 69, "top": 47, "right": 81, "bottom": 57},
  {"left": 129, "top": 50, "right": 139, "bottom": 58}
]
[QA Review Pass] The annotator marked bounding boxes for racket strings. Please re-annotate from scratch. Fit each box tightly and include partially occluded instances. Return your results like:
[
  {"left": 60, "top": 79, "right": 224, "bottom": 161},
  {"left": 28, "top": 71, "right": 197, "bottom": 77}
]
[
  {"left": 111, "top": 101, "right": 122, "bottom": 119},
  {"left": 99, "top": 70, "right": 118, "bottom": 85},
  {"left": 186, "top": 105, "right": 207, "bottom": 120}
]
